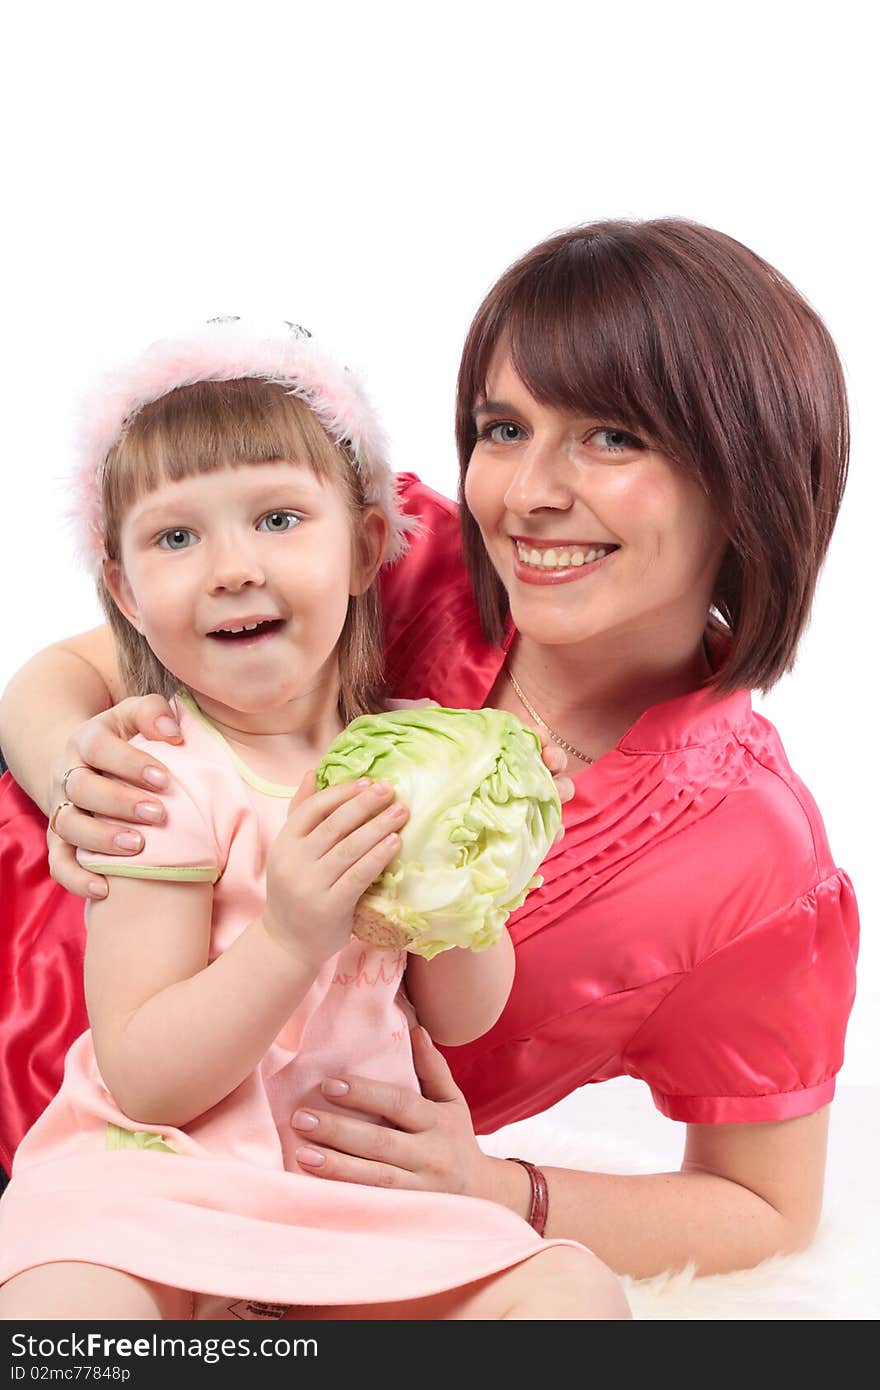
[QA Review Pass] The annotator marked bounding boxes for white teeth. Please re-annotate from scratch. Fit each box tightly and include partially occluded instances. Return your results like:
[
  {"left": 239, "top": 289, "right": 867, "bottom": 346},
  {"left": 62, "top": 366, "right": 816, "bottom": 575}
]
[
  {"left": 217, "top": 622, "right": 263, "bottom": 634},
  {"left": 515, "top": 542, "right": 612, "bottom": 569}
]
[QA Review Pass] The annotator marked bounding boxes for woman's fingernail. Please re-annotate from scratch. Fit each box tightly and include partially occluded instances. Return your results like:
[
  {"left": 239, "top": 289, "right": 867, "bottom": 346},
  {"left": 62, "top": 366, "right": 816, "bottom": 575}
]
[
  {"left": 135, "top": 801, "right": 165, "bottom": 822},
  {"left": 321, "top": 1078, "right": 349, "bottom": 1098},
  {"left": 88, "top": 881, "right": 108, "bottom": 899},
  {"left": 419, "top": 1026, "right": 434, "bottom": 1047},
  {"left": 113, "top": 832, "right": 142, "bottom": 851},
  {"left": 371, "top": 781, "right": 390, "bottom": 796},
  {"left": 356, "top": 777, "right": 372, "bottom": 788},
  {"left": 297, "top": 1147, "right": 326, "bottom": 1168},
  {"left": 292, "top": 1110, "right": 319, "bottom": 1132},
  {"left": 142, "top": 766, "right": 168, "bottom": 788},
  {"left": 155, "top": 717, "right": 181, "bottom": 737}
]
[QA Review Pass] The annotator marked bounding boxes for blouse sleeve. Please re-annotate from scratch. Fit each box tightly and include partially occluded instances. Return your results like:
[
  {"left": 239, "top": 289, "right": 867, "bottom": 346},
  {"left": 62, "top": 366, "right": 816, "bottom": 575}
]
[
  {"left": 623, "top": 870, "right": 859, "bottom": 1123},
  {"left": 379, "top": 473, "right": 507, "bottom": 705},
  {"left": 76, "top": 736, "right": 221, "bottom": 885}
]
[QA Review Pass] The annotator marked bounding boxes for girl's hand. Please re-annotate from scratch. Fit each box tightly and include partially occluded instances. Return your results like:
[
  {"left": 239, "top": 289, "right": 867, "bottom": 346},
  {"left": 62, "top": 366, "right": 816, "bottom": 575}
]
[
  {"left": 290, "top": 1025, "right": 495, "bottom": 1196},
  {"left": 47, "top": 695, "right": 183, "bottom": 899},
  {"left": 262, "top": 773, "right": 409, "bottom": 971}
]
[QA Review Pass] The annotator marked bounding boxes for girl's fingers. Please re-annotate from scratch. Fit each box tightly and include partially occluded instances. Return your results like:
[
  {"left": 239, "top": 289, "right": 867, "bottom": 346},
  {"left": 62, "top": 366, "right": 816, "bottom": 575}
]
[
  {"left": 59, "top": 766, "right": 167, "bottom": 828},
  {"left": 286, "top": 778, "right": 384, "bottom": 837},
  {"left": 295, "top": 779, "right": 399, "bottom": 849},
  {"left": 286, "top": 769, "right": 317, "bottom": 815},
  {"left": 321, "top": 799, "right": 408, "bottom": 875},
  {"left": 332, "top": 824, "right": 403, "bottom": 899}
]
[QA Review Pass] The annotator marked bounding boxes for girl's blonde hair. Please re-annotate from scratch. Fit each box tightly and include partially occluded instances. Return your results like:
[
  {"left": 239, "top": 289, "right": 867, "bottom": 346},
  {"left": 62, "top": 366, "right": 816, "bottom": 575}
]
[{"left": 98, "top": 377, "right": 386, "bottom": 724}]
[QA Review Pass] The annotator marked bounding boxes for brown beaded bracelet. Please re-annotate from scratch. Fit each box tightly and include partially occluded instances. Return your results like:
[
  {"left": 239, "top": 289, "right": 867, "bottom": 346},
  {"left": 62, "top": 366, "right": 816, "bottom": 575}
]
[{"left": 508, "top": 1156, "right": 549, "bottom": 1237}]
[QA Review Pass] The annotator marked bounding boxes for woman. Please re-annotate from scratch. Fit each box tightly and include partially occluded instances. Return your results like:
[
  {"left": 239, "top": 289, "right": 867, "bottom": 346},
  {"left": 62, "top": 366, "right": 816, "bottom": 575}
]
[{"left": 0, "top": 219, "right": 858, "bottom": 1279}]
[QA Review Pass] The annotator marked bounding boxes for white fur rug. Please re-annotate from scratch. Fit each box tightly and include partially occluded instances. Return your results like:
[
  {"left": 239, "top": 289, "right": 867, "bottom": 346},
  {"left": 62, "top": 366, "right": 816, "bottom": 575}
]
[{"left": 481, "top": 1083, "right": 879, "bottom": 1320}]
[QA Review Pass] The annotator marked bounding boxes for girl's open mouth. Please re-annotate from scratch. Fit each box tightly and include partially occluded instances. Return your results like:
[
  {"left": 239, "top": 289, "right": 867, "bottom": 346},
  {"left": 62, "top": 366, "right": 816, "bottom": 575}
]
[{"left": 208, "top": 619, "right": 285, "bottom": 643}]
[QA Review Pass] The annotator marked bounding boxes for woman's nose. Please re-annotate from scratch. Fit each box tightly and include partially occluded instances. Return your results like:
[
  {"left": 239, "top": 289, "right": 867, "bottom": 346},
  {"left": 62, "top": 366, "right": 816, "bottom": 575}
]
[
  {"left": 207, "top": 536, "right": 266, "bottom": 592},
  {"left": 502, "top": 442, "right": 574, "bottom": 516}
]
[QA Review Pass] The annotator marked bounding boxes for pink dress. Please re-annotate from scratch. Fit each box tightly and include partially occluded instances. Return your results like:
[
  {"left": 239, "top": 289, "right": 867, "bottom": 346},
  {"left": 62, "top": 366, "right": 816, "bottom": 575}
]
[{"left": 0, "top": 696, "right": 565, "bottom": 1311}]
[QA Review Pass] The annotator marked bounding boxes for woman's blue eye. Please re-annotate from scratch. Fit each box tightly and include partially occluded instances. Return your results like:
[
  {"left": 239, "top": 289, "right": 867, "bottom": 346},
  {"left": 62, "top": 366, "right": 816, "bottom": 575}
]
[
  {"left": 486, "top": 422, "right": 525, "bottom": 444},
  {"left": 158, "top": 528, "right": 197, "bottom": 550},
  {"left": 592, "top": 428, "right": 642, "bottom": 452},
  {"left": 257, "top": 510, "right": 299, "bottom": 533}
]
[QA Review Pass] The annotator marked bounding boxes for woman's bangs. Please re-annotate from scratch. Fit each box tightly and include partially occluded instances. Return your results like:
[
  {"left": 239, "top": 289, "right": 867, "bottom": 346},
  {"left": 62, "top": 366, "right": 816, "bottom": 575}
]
[{"left": 479, "top": 265, "right": 667, "bottom": 443}]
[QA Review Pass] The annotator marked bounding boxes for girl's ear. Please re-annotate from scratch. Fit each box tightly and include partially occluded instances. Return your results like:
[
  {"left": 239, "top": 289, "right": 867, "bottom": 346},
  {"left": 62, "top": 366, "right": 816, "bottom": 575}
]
[
  {"left": 350, "top": 507, "right": 391, "bottom": 597},
  {"left": 103, "top": 557, "right": 144, "bottom": 633}
]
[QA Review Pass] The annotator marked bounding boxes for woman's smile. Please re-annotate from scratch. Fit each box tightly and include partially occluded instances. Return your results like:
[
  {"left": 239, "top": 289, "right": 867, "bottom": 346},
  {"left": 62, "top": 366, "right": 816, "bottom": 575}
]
[
  {"left": 465, "top": 352, "right": 726, "bottom": 649},
  {"left": 511, "top": 536, "right": 620, "bottom": 585}
]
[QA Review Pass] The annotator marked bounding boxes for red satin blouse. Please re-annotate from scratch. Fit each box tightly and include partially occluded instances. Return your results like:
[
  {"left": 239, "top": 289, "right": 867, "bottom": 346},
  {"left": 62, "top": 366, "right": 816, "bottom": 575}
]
[{"left": 0, "top": 473, "right": 859, "bottom": 1168}]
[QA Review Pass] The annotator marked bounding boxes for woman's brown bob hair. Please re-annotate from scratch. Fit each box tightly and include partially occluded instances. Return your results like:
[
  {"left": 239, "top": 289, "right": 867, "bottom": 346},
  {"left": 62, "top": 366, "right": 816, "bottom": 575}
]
[
  {"left": 98, "top": 378, "right": 386, "bottom": 724},
  {"left": 456, "top": 218, "right": 849, "bottom": 695}
]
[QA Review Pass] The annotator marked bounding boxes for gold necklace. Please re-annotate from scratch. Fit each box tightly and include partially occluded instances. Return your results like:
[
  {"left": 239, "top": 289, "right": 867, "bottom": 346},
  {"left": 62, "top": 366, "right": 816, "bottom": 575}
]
[{"left": 505, "top": 660, "right": 595, "bottom": 765}]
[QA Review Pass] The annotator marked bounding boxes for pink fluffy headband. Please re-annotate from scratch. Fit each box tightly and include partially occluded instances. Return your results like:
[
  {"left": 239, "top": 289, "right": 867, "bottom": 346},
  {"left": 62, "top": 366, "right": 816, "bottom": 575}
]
[{"left": 72, "top": 317, "right": 415, "bottom": 574}]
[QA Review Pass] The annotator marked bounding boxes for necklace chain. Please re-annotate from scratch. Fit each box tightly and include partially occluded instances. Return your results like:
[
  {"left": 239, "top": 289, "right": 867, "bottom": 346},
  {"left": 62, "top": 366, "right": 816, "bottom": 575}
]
[{"left": 505, "top": 660, "right": 595, "bottom": 765}]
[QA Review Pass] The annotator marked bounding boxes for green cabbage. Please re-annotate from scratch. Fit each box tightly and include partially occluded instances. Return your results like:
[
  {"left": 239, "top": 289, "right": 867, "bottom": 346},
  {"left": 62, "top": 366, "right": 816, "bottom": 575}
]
[{"left": 315, "top": 706, "right": 561, "bottom": 959}]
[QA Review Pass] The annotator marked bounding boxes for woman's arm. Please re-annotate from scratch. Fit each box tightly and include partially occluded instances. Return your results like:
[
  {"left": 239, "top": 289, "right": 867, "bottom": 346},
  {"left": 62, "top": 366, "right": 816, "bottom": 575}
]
[
  {"left": 289, "top": 1034, "right": 829, "bottom": 1277},
  {"left": 0, "top": 627, "right": 120, "bottom": 810},
  {"left": 404, "top": 930, "right": 515, "bottom": 1045},
  {"left": 0, "top": 626, "right": 185, "bottom": 898},
  {"left": 479, "top": 1107, "right": 828, "bottom": 1277}
]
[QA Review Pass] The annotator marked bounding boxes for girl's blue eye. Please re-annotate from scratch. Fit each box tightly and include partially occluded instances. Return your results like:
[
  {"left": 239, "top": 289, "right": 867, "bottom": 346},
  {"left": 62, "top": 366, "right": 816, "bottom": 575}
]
[
  {"left": 257, "top": 510, "right": 299, "bottom": 533},
  {"left": 485, "top": 422, "right": 525, "bottom": 444},
  {"left": 158, "top": 528, "right": 197, "bottom": 550}
]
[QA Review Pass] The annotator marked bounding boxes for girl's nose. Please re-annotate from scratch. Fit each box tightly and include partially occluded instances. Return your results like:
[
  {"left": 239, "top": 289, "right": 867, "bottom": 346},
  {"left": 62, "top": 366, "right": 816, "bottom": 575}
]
[
  {"left": 502, "top": 442, "right": 574, "bottom": 516},
  {"left": 208, "top": 537, "right": 266, "bottom": 592}
]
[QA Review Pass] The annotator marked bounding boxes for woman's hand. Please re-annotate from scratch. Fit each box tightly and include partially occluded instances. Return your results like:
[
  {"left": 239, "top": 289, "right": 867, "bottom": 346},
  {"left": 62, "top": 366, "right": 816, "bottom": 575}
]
[
  {"left": 535, "top": 734, "right": 574, "bottom": 841},
  {"left": 46, "top": 695, "right": 183, "bottom": 899},
  {"left": 290, "top": 1025, "right": 496, "bottom": 1197}
]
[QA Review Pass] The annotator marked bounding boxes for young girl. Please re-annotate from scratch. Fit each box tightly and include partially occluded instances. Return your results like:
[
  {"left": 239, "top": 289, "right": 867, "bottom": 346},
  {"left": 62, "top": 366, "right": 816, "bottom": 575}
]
[{"left": 0, "top": 320, "right": 628, "bottom": 1320}]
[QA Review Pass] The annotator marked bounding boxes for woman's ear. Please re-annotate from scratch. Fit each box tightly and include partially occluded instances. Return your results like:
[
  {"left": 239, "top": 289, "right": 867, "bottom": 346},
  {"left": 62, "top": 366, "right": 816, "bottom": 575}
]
[
  {"left": 102, "top": 557, "right": 144, "bottom": 633},
  {"left": 350, "top": 507, "right": 391, "bottom": 597}
]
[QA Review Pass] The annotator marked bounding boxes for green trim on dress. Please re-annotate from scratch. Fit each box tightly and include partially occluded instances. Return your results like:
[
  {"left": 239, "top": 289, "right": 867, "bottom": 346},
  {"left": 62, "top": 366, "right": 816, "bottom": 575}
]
[
  {"left": 80, "top": 862, "right": 219, "bottom": 883},
  {"left": 105, "top": 1123, "right": 177, "bottom": 1154},
  {"left": 176, "top": 690, "right": 300, "bottom": 798}
]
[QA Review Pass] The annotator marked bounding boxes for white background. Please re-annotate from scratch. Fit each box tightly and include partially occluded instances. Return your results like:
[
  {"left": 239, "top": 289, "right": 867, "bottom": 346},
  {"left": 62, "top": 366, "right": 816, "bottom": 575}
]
[{"left": 1, "top": 1, "right": 876, "bottom": 1081}]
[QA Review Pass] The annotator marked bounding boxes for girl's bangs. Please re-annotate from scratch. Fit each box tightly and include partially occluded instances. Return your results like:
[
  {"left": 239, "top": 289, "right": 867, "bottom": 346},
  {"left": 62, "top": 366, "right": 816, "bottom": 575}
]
[{"left": 103, "top": 379, "right": 343, "bottom": 530}]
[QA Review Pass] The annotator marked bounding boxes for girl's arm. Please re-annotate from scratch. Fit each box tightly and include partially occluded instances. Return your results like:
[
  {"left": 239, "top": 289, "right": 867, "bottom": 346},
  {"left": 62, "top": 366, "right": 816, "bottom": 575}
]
[
  {"left": 87, "top": 772, "right": 408, "bottom": 1128},
  {"left": 288, "top": 1033, "right": 829, "bottom": 1277},
  {"left": 403, "top": 931, "right": 515, "bottom": 1045},
  {"left": 86, "top": 876, "right": 319, "bottom": 1127}
]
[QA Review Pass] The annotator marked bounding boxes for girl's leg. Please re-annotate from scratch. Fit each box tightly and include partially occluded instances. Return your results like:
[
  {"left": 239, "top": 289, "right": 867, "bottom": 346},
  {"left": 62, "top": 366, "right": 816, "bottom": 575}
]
[
  {"left": 449, "top": 1246, "right": 632, "bottom": 1320},
  {"left": 0, "top": 1263, "right": 192, "bottom": 1320},
  {"left": 288, "top": 1246, "right": 631, "bottom": 1321}
]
